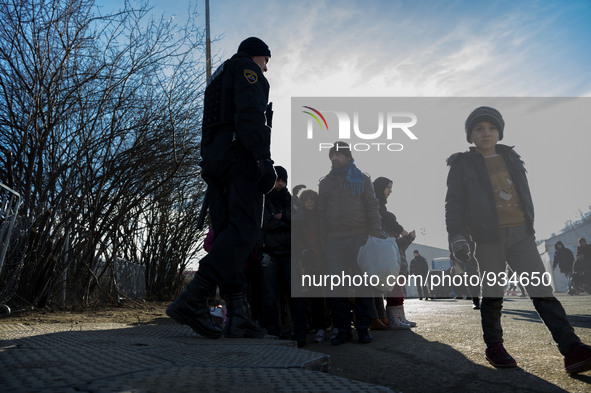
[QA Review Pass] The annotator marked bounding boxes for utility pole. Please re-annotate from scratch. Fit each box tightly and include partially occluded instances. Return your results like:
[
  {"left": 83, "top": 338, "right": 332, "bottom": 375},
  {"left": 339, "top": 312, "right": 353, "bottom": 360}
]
[
  {"left": 205, "top": 0, "right": 212, "bottom": 81},
  {"left": 196, "top": 0, "right": 212, "bottom": 232}
]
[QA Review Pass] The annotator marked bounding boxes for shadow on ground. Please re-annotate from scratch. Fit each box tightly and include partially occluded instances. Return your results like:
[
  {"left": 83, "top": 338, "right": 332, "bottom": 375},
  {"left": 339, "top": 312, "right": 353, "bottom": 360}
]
[{"left": 313, "top": 329, "right": 571, "bottom": 393}]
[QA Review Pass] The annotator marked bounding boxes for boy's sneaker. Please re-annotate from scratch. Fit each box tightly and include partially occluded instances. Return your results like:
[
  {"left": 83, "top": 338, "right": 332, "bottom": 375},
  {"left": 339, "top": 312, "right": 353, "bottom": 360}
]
[
  {"left": 313, "top": 329, "right": 325, "bottom": 343},
  {"left": 564, "top": 342, "right": 591, "bottom": 374},
  {"left": 485, "top": 343, "right": 517, "bottom": 368}
]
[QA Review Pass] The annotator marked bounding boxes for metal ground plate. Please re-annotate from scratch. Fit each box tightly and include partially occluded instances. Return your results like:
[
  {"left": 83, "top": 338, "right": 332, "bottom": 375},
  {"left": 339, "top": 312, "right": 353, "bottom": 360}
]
[{"left": 0, "top": 323, "right": 395, "bottom": 393}]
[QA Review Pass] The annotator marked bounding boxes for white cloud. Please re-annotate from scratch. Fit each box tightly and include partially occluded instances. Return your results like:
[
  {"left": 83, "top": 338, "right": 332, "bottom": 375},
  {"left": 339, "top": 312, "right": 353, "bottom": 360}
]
[{"left": 127, "top": 0, "right": 591, "bottom": 246}]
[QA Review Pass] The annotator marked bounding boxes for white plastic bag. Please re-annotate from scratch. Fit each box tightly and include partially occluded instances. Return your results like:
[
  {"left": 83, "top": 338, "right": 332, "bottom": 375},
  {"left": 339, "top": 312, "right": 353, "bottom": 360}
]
[{"left": 357, "top": 236, "right": 401, "bottom": 292}]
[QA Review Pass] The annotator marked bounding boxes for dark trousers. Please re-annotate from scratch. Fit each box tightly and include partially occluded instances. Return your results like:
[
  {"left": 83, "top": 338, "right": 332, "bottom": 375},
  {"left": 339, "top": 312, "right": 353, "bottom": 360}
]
[
  {"left": 197, "top": 140, "right": 263, "bottom": 296},
  {"left": 260, "top": 253, "right": 292, "bottom": 336},
  {"left": 466, "top": 259, "right": 481, "bottom": 302},
  {"left": 475, "top": 225, "right": 579, "bottom": 355},
  {"left": 330, "top": 297, "right": 372, "bottom": 332},
  {"left": 325, "top": 234, "right": 372, "bottom": 331},
  {"left": 371, "top": 296, "right": 387, "bottom": 319},
  {"left": 245, "top": 253, "right": 263, "bottom": 322},
  {"left": 310, "top": 297, "right": 328, "bottom": 330},
  {"left": 416, "top": 281, "right": 427, "bottom": 299}
]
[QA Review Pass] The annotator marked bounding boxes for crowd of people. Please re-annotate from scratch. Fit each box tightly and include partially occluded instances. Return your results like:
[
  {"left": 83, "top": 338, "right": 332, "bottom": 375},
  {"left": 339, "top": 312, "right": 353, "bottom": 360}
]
[
  {"left": 227, "top": 141, "right": 425, "bottom": 348},
  {"left": 165, "top": 36, "right": 591, "bottom": 375},
  {"left": 554, "top": 237, "right": 591, "bottom": 295}
]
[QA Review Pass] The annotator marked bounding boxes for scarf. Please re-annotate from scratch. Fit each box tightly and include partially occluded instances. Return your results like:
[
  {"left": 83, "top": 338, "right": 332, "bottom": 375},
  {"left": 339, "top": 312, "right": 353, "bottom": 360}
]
[{"left": 330, "top": 159, "right": 365, "bottom": 196}]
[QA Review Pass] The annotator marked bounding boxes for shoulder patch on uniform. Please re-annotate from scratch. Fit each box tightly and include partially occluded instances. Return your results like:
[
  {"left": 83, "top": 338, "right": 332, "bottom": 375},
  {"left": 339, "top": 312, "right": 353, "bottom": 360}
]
[{"left": 244, "top": 69, "right": 258, "bottom": 84}]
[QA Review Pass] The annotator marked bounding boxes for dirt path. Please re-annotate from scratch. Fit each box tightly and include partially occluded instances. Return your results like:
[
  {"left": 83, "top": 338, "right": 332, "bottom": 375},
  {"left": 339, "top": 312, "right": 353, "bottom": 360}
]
[{"left": 1, "top": 300, "right": 170, "bottom": 325}]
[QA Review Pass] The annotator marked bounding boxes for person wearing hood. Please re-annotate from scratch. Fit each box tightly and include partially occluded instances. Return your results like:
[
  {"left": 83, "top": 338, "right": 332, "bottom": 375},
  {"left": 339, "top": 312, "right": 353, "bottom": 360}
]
[
  {"left": 552, "top": 241, "right": 574, "bottom": 291},
  {"left": 373, "top": 176, "right": 417, "bottom": 330}
]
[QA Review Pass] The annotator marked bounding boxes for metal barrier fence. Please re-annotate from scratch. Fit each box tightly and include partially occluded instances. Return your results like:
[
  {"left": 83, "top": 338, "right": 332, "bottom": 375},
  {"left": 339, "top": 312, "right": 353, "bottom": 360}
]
[
  {"left": 0, "top": 183, "right": 22, "bottom": 313},
  {"left": 95, "top": 257, "right": 147, "bottom": 300},
  {"left": 0, "top": 183, "right": 21, "bottom": 275}
]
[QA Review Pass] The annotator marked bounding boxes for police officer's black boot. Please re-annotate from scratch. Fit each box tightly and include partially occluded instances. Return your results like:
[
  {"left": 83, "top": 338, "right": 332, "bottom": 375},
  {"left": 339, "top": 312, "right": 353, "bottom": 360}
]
[
  {"left": 223, "top": 293, "right": 266, "bottom": 338},
  {"left": 166, "top": 275, "right": 223, "bottom": 339}
]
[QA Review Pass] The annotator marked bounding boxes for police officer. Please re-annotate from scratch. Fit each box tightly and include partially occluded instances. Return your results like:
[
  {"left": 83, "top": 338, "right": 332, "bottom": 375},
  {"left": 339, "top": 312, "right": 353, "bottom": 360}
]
[{"left": 167, "top": 37, "right": 276, "bottom": 339}]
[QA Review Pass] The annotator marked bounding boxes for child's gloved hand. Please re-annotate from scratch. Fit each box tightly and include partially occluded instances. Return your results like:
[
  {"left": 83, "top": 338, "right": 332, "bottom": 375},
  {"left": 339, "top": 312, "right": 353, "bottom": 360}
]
[{"left": 451, "top": 234, "right": 471, "bottom": 264}]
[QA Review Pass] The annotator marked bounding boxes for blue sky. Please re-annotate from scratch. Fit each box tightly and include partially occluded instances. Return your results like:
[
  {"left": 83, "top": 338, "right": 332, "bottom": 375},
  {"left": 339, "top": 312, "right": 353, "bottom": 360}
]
[
  {"left": 200, "top": 0, "right": 591, "bottom": 95},
  {"left": 96, "top": 0, "right": 591, "bottom": 249}
]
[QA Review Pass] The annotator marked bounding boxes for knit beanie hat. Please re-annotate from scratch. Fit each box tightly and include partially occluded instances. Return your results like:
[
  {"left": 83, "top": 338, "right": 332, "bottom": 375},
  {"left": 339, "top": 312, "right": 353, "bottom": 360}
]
[
  {"left": 465, "top": 106, "right": 505, "bottom": 143},
  {"left": 237, "top": 37, "right": 271, "bottom": 57},
  {"left": 274, "top": 166, "right": 288, "bottom": 184},
  {"left": 328, "top": 141, "right": 353, "bottom": 159}
]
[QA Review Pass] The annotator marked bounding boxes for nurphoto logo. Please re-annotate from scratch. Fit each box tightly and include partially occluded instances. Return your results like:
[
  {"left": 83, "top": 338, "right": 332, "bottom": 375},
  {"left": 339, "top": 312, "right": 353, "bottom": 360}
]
[{"left": 301, "top": 105, "right": 419, "bottom": 152}]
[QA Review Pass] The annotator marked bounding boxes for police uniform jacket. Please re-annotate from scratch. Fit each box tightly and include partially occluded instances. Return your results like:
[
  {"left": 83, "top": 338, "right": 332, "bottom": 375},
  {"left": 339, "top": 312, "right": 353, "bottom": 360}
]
[
  {"left": 201, "top": 53, "right": 271, "bottom": 161},
  {"left": 445, "top": 144, "right": 535, "bottom": 243}
]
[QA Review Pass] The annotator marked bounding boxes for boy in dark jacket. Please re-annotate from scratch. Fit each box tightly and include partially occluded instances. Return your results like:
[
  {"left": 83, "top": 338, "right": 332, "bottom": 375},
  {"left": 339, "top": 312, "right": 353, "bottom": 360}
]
[{"left": 445, "top": 106, "right": 591, "bottom": 374}]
